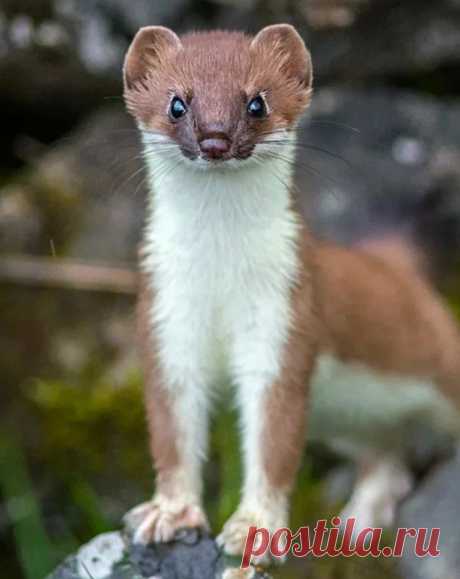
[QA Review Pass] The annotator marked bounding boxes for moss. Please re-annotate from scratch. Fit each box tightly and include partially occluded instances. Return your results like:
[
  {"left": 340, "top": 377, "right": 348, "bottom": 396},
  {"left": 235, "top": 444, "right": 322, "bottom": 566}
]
[{"left": 24, "top": 371, "right": 149, "bottom": 484}]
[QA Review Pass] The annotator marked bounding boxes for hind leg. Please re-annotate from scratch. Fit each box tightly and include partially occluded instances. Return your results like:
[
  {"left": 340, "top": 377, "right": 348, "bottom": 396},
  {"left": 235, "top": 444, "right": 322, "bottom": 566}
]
[{"left": 339, "top": 454, "right": 413, "bottom": 536}]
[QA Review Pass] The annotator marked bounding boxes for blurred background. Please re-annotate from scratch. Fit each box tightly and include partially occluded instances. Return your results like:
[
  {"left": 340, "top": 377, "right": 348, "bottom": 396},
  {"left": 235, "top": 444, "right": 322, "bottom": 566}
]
[{"left": 1, "top": 1, "right": 460, "bottom": 578}]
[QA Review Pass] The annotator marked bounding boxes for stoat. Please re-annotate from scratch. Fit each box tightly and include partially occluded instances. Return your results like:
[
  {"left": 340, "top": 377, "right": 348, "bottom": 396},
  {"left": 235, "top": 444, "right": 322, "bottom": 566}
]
[{"left": 122, "top": 24, "right": 460, "bottom": 566}]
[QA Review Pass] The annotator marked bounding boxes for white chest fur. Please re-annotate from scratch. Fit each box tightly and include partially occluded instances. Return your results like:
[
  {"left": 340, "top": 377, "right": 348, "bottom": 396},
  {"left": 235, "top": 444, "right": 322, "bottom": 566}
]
[{"left": 141, "top": 147, "right": 301, "bottom": 393}]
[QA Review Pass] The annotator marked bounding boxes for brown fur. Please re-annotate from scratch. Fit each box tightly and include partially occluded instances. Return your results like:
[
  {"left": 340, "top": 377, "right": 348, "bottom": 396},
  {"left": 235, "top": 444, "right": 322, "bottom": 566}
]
[
  {"left": 262, "top": 226, "right": 318, "bottom": 489},
  {"left": 314, "top": 241, "right": 460, "bottom": 407},
  {"left": 124, "top": 26, "right": 312, "bottom": 161},
  {"left": 137, "top": 271, "right": 180, "bottom": 492}
]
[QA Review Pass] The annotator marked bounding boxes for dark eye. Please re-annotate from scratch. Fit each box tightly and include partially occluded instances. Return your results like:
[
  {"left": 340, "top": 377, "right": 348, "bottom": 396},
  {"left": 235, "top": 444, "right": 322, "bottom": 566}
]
[
  {"left": 170, "top": 97, "right": 187, "bottom": 120},
  {"left": 247, "top": 95, "right": 267, "bottom": 118}
]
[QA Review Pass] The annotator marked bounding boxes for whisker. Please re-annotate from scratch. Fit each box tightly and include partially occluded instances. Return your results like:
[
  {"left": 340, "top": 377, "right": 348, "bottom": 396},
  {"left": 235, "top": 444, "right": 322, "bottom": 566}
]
[
  {"left": 259, "top": 140, "right": 354, "bottom": 170},
  {"left": 252, "top": 154, "right": 304, "bottom": 203},
  {"left": 132, "top": 175, "right": 148, "bottom": 197},
  {"left": 256, "top": 150, "right": 341, "bottom": 199},
  {"left": 113, "top": 164, "right": 147, "bottom": 195},
  {"left": 308, "top": 119, "right": 361, "bottom": 134},
  {"left": 100, "top": 128, "right": 141, "bottom": 135},
  {"left": 152, "top": 156, "right": 181, "bottom": 189}
]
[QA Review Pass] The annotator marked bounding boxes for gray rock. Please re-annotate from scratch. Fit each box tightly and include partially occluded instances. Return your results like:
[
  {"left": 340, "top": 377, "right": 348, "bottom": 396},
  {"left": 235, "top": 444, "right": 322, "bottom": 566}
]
[
  {"left": 297, "top": 88, "right": 460, "bottom": 280},
  {"left": 397, "top": 447, "right": 460, "bottom": 579},
  {"left": 305, "top": 0, "right": 460, "bottom": 81},
  {"left": 48, "top": 528, "right": 269, "bottom": 579}
]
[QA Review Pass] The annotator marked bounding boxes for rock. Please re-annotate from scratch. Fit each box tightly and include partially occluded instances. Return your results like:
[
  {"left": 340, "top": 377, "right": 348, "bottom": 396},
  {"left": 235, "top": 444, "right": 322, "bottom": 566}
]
[
  {"left": 297, "top": 87, "right": 460, "bottom": 282},
  {"left": 48, "top": 528, "right": 269, "bottom": 579},
  {"left": 1, "top": 105, "right": 144, "bottom": 262},
  {"left": 397, "top": 447, "right": 460, "bottom": 579},
  {"left": 156, "top": 0, "right": 460, "bottom": 82},
  {"left": 303, "top": 0, "right": 460, "bottom": 81},
  {"left": 76, "top": 532, "right": 126, "bottom": 578},
  {"left": 0, "top": 184, "right": 42, "bottom": 253},
  {"left": 33, "top": 105, "right": 145, "bottom": 263}
]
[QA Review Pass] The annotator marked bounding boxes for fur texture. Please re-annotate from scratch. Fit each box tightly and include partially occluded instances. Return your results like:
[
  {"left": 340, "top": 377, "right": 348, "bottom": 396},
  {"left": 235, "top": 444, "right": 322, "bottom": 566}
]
[{"left": 122, "top": 24, "right": 460, "bottom": 567}]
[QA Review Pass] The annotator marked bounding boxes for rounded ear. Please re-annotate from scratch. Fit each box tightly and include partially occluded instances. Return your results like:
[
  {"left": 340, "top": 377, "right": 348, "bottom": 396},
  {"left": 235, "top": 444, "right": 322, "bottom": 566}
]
[
  {"left": 250, "top": 24, "right": 313, "bottom": 89},
  {"left": 123, "top": 26, "right": 182, "bottom": 89}
]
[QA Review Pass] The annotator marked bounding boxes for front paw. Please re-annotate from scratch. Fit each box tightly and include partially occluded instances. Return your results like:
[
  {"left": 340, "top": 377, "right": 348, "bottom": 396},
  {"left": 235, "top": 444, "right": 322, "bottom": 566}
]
[
  {"left": 124, "top": 495, "right": 209, "bottom": 545},
  {"left": 217, "top": 507, "right": 287, "bottom": 566}
]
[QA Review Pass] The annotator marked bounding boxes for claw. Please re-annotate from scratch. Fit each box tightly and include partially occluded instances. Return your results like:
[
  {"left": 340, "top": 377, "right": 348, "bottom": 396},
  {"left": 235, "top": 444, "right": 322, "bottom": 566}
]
[{"left": 124, "top": 497, "right": 208, "bottom": 545}]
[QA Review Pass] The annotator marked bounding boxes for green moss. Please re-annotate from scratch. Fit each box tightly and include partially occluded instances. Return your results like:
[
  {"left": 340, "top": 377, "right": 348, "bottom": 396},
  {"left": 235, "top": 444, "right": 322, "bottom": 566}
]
[{"left": 24, "top": 371, "right": 149, "bottom": 484}]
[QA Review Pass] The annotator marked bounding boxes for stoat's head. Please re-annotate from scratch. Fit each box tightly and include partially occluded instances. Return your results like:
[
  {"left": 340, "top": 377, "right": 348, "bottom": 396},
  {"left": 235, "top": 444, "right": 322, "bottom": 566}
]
[{"left": 123, "top": 25, "right": 313, "bottom": 170}]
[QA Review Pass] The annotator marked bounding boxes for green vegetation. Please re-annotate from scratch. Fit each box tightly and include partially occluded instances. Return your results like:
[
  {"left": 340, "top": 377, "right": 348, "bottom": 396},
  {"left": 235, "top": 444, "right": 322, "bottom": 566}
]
[{"left": 0, "top": 432, "right": 55, "bottom": 579}]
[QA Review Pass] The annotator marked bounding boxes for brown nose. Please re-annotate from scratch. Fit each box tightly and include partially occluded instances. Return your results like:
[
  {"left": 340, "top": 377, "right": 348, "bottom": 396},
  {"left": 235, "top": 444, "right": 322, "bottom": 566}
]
[{"left": 199, "top": 137, "right": 231, "bottom": 160}]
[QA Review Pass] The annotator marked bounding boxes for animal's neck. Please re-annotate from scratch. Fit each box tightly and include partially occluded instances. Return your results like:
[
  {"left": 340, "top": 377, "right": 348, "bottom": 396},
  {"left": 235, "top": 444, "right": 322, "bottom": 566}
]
[{"left": 142, "top": 151, "right": 299, "bottom": 246}]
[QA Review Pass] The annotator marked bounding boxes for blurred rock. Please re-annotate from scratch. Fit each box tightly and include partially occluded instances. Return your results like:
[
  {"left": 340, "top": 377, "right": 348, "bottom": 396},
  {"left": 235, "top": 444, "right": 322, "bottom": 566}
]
[
  {"left": 304, "top": 0, "right": 460, "bottom": 81},
  {"left": 298, "top": 87, "right": 460, "bottom": 282},
  {"left": 33, "top": 105, "right": 145, "bottom": 263},
  {"left": 397, "top": 447, "right": 460, "bottom": 579},
  {"left": 0, "top": 184, "right": 42, "bottom": 253},
  {"left": 1, "top": 106, "right": 144, "bottom": 262}
]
